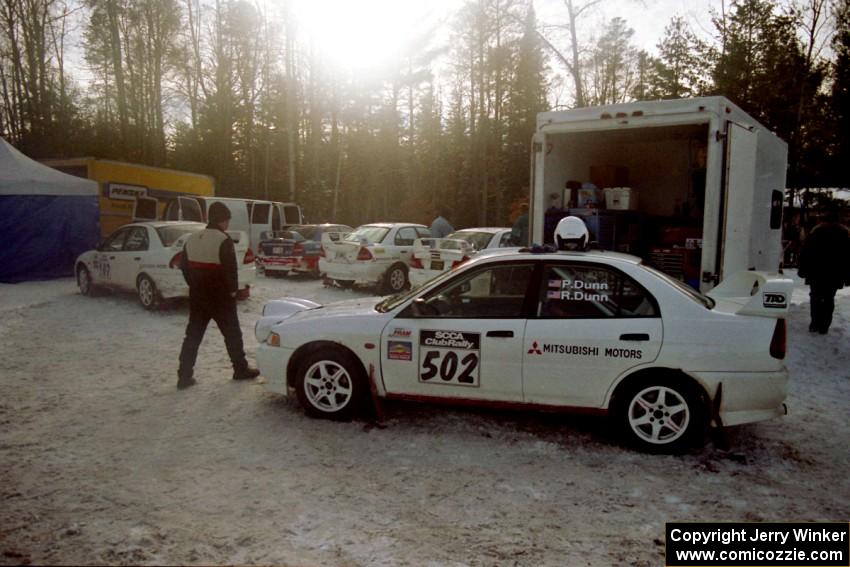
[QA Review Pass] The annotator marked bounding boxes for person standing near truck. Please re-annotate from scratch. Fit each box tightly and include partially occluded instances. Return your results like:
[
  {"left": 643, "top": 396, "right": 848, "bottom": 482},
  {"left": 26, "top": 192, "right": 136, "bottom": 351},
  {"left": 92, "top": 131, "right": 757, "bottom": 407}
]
[
  {"left": 798, "top": 209, "right": 850, "bottom": 334},
  {"left": 177, "top": 202, "right": 260, "bottom": 389}
]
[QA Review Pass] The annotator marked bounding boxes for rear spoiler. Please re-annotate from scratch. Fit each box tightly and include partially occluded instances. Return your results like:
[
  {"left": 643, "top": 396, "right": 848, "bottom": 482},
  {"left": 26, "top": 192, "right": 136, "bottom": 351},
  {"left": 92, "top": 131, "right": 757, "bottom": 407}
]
[{"left": 706, "top": 271, "right": 794, "bottom": 318}]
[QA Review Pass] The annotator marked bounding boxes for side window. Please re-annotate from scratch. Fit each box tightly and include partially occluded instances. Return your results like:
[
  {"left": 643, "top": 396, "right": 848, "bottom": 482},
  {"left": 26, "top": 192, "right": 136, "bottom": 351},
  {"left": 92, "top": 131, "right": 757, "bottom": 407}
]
[
  {"left": 420, "top": 264, "right": 534, "bottom": 318},
  {"left": 539, "top": 263, "right": 658, "bottom": 318},
  {"left": 395, "top": 227, "right": 418, "bottom": 246},
  {"left": 251, "top": 203, "right": 270, "bottom": 224},
  {"left": 283, "top": 205, "right": 301, "bottom": 224},
  {"left": 124, "top": 227, "right": 149, "bottom": 252},
  {"left": 498, "top": 232, "right": 512, "bottom": 247},
  {"left": 102, "top": 229, "right": 130, "bottom": 252},
  {"left": 415, "top": 227, "right": 431, "bottom": 238}
]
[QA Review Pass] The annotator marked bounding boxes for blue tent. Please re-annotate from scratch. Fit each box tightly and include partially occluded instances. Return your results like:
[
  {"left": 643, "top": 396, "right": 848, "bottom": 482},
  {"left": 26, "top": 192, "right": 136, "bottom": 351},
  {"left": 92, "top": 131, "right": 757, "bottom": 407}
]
[{"left": 0, "top": 138, "right": 100, "bottom": 283}]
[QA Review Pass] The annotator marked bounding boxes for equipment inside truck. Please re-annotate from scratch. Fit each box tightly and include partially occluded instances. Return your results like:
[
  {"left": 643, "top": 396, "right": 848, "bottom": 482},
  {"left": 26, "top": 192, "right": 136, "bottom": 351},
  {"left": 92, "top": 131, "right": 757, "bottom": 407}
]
[{"left": 542, "top": 123, "right": 710, "bottom": 289}]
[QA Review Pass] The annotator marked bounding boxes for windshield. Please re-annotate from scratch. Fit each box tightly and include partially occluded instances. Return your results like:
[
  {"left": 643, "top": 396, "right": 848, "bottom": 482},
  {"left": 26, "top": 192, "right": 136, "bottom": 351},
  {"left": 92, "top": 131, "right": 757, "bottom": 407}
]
[
  {"left": 156, "top": 223, "right": 205, "bottom": 247},
  {"left": 641, "top": 264, "right": 715, "bottom": 309},
  {"left": 346, "top": 226, "right": 389, "bottom": 245},
  {"left": 446, "top": 231, "right": 494, "bottom": 251}
]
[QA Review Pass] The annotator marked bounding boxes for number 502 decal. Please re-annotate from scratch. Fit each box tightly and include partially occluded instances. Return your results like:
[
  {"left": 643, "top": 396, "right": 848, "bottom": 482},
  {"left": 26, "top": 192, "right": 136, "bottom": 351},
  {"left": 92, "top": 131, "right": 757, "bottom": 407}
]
[
  {"left": 420, "top": 350, "right": 479, "bottom": 384},
  {"left": 418, "top": 330, "right": 481, "bottom": 387}
]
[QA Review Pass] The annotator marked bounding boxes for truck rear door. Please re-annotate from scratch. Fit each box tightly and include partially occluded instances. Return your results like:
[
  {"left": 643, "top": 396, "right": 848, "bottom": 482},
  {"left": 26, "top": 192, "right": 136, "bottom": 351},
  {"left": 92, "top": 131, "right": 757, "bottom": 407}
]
[{"left": 718, "top": 122, "right": 758, "bottom": 280}]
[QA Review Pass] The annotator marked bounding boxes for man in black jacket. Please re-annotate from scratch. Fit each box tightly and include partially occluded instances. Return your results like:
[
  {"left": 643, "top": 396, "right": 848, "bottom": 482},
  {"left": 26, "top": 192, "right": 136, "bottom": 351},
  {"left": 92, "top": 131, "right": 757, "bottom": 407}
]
[
  {"left": 177, "top": 202, "right": 259, "bottom": 389},
  {"left": 798, "top": 209, "right": 850, "bottom": 334}
]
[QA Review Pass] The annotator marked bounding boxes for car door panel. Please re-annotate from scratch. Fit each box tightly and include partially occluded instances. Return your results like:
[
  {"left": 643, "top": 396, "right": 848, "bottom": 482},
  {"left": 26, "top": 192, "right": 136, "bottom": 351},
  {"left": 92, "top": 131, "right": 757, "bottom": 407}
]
[
  {"left": 381, "top": 262, "right": 535, "bottom": 402},
  {"left": 522, "top": 262, "right": 663, "bottom": 408}
]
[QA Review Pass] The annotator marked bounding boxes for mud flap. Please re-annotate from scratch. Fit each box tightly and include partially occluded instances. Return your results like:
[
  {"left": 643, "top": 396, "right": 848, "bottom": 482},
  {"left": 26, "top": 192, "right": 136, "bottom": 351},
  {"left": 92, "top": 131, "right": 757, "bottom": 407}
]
[{"left": 366, "top": 363, "right": 387, "bottom": 429}]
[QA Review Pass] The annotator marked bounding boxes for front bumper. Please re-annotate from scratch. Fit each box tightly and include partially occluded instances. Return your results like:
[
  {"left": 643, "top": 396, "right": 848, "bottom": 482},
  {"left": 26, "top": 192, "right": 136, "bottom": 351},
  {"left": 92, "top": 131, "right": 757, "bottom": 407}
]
[
  {"left": 257, "top": 342, "right": 294, "bottom": 395},
  {"left": 692, "top": 368, "right": 789, "bottom": 427}
]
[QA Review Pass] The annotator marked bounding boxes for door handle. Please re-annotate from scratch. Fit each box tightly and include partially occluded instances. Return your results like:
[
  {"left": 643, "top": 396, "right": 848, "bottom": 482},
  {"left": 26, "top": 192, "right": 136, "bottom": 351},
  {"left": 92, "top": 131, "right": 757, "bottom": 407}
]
[
  {"left": 620, "top": 333, "right": 650, "bottom": 341},
  {"left": 109, "top": 256, "right": 115, "bottom": 260},
  {"left": 486, "top": 330, "right": 514, "bottom": 338},
  {"left": 133, "top": 257, "right": 141, "bottom": 261}
]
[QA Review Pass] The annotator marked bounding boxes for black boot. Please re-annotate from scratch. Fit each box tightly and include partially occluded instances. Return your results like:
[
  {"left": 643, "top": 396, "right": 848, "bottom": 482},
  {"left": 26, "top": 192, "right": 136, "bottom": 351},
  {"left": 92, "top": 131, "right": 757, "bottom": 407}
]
[
  {"left": 177, "top": 373, "right": 197, "bottom": 390},
  {"left": 233, "top": 367, "right": 260, "bottom": 381}
]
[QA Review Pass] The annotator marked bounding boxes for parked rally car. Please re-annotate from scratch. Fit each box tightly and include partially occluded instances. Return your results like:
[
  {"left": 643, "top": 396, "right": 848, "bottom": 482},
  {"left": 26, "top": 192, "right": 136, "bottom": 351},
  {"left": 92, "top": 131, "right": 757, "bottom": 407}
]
[
  {"left": 319, "top": 223, "right": 430, "bottom": 293},
  {"left": 409, "top": 227, "right": 514, "bottom": 287},
  {"left": 255, "top": 248, "right": 792, "bottom": 453},
  {"left": 75, "top": 221, "right": 255, "bottom": 309},
  {"left": 257, "top": 224, "right": 353, "bottom": 278}
]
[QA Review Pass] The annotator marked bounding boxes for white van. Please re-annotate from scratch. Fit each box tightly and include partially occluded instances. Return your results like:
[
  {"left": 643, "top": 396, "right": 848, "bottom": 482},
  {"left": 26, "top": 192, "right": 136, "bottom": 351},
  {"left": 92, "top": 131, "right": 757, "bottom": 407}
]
[{"left": 138, "top": 196, "right": 304, "bottom": 254}]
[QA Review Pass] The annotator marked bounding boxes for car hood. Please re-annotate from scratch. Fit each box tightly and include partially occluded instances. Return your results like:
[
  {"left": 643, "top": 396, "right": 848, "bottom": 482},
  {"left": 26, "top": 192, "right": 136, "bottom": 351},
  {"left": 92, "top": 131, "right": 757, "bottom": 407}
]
[{"left": 255, "top": 296, "right": 383, "bottom": 342}]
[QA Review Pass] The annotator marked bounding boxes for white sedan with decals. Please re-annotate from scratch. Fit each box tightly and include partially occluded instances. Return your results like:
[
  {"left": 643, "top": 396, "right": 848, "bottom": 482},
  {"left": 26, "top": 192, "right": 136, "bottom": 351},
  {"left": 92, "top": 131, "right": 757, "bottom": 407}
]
[
  {"left": 75, "top": 221, "right": 255, "bottom": 309},
  {"left": 255, "top": 249, "right": 792, "bottom": 453},
  {"left": 319, "top": 223, "right": 430, "bottom": 293}
]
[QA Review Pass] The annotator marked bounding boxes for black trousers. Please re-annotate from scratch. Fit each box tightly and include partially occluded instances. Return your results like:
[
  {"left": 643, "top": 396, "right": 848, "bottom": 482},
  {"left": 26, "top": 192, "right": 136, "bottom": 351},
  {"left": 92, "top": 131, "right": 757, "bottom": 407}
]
[
  {"left": 809, "top": 282, "right": 839, "bottom": 333},
  {"left": 178, "top": 293, "right": 248, "bottom": 378}
]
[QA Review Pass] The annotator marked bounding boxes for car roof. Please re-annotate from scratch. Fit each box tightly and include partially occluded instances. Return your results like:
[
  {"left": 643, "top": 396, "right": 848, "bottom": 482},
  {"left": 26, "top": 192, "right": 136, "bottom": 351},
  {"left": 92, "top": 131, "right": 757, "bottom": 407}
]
[
  {"left": 453, "top": 227, "right": 510, "bottom": 234},
  {"left": 129, "top": 221, "right": 206, "bottom": 229},
  {"left": 359, "top": 222, "right": 427, "bottom": 229},
  {"left": 473, "top": 247, "right": 643, "bottom": 265}
]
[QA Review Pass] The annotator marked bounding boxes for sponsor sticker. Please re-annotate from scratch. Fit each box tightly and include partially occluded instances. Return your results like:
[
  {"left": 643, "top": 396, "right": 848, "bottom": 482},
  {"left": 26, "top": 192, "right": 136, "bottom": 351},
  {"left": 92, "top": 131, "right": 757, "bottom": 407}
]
[
  {"left": 387, "top": 341, "right": 412, "bottom": 361},
  {"left": 763, "top": 292, "right": 787, "bottom": 309},
  {"left": 389, "top": 327, "right": 412, "bottom": 338}
]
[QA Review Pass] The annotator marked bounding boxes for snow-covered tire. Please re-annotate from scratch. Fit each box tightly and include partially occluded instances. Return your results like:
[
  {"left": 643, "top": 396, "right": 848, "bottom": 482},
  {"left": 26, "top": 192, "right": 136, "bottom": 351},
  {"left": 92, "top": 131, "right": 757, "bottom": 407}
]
[
  {"left": 383, "top": 263, "right": 408, "bottom": 294},
  {"left": 77, "top": 265, "right": 96, "bottom": 297},
  {"left": 614, "top": 376, "right": 706, "bottom": 454},
  {"left": 137, "top": 274, "right": 161, "bottom": 311},
  {"left": 295, "top": 349, "right": 365, "bottom": 421}
]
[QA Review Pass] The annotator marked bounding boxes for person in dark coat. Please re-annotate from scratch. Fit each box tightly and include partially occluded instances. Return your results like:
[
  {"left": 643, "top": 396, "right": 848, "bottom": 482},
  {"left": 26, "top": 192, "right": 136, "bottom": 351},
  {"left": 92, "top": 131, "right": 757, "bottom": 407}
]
[
  {"left": 177, "top": 202, "right": 259, "bottom": 389},
  {"left": 797, "top": 209, "right": 850, "bottom": 334}
]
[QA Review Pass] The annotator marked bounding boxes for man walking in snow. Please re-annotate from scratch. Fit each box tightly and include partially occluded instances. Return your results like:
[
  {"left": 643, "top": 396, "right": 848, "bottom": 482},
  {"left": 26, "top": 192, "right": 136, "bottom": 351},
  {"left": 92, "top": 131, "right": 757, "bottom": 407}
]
[
  {"left": 177, "top": 202, "right": 259, "bottom": 389},
  {"left": 798, "top": 208, "right": 850, "bottom": 334}
]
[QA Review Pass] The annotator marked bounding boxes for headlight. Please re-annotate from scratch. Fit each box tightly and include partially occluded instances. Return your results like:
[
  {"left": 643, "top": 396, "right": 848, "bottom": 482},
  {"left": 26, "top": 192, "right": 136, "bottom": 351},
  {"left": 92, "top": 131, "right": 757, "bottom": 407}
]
[{"left": 268, "top": 332, "right": 281, "bottom": 347}]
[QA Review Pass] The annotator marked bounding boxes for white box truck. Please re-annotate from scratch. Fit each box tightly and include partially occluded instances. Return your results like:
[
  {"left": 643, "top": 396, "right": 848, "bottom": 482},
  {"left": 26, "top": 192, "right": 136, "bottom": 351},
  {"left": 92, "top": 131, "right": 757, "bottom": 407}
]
[{"left": 531, "top": 96, "right": 787, "bottom": 291}]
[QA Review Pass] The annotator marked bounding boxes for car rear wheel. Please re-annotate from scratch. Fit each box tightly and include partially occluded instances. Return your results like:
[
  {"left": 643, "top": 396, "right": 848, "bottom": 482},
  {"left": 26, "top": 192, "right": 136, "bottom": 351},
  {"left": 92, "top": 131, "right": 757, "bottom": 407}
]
[
  {"left": 77, "top": 265, "right": 96, "bottom": 296},
  {"left": 295, "top": 350, "right": 365, "bottom": 421},
  {"left": 137, "top": 274, "right": 161, "bottom": 310},
  {"left": 615, "top": 377, "right": 705, "bottom": 454},
  {"left": 383, "top": 264, "right": 408, "bottom": 294}
]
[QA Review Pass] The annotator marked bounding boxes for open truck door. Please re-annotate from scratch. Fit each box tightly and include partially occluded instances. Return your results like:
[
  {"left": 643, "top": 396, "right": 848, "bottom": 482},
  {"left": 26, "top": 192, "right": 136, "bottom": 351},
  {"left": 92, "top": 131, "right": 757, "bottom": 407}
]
[
  {"left": 718, "top": 122, "right": 758, "bottom": 282},
  {"left": 529, "top": 131, "right": 545, "bottom": 245},
  {"left": 163, "top": 196, "right": 203, "bottom": 222}
]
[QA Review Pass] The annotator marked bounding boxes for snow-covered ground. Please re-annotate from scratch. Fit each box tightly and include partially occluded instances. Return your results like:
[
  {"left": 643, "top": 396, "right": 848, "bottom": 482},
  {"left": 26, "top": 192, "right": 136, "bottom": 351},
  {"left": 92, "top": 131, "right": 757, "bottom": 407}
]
[{"left": 1, "top": 272, "right": 848, "bottom": 566}]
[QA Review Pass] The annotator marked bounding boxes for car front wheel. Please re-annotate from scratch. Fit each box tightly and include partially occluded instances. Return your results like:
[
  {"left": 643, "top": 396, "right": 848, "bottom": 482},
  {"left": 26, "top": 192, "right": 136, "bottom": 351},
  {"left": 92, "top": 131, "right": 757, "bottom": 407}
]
[
  {"left": 137, "top": 274, "right": 161, "bottom": 310},
  {"left": 295, "top": 350, "right": 365, "bottom": 421},
  {"left": 615, "top": 377, "right": 705, "bottom": 454}
]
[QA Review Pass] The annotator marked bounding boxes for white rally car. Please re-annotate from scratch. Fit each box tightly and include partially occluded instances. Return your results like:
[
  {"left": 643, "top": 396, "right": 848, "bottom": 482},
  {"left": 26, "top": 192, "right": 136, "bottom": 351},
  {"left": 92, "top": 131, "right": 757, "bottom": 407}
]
[
  {"left": 255, "top": 248, "right": 792, "bottom": 453},
  {"left": 319, "top": 223, "right": 430, "bottom": 293},
  {"left": 75, "top": 221, "right": 256, "bottom": 309},
  {"left": 409, "top": 227, "right": 514, "bottom": 287}
]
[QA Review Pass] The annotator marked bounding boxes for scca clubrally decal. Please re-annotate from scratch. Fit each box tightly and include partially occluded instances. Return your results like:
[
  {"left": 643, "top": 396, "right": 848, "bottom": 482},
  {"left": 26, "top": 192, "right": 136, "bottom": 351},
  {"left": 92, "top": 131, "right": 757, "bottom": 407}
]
[{"left": 418, "top": 330, "right": 480, "bottom": 387}]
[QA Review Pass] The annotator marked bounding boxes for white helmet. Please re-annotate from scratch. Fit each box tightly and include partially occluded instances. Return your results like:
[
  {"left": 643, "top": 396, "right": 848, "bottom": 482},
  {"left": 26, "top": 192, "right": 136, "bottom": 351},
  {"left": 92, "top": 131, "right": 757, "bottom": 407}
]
[{"left": 554, "top": 216, "right": 589, "bottom": 251}]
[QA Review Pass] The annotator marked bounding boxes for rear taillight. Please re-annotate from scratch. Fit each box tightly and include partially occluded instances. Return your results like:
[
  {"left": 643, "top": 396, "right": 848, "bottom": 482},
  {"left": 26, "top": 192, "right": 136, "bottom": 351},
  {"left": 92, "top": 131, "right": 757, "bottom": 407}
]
[
  {"left": 410, "top": 257, "right": 423, "bottom": 269},
  {"left": 770, "top": 318, "right": 786, "bottom": 359},
  {"left": 356, "top": 247, "right": 373, "bottom": 261},
  {"left": 293, "top": 243, "right": 304, "bottom": 256},
  {"left": 244, "top": 248, "right": 255, "bottom": 265},
  {"left": 451, "top": 256, "right": 470, "bottom": 270},
  {"left": 169, "top": 252, "right": 182, "bottom": 269},
  {"left": 319, "top": 246, "right": 326, "bottom": 258}
]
